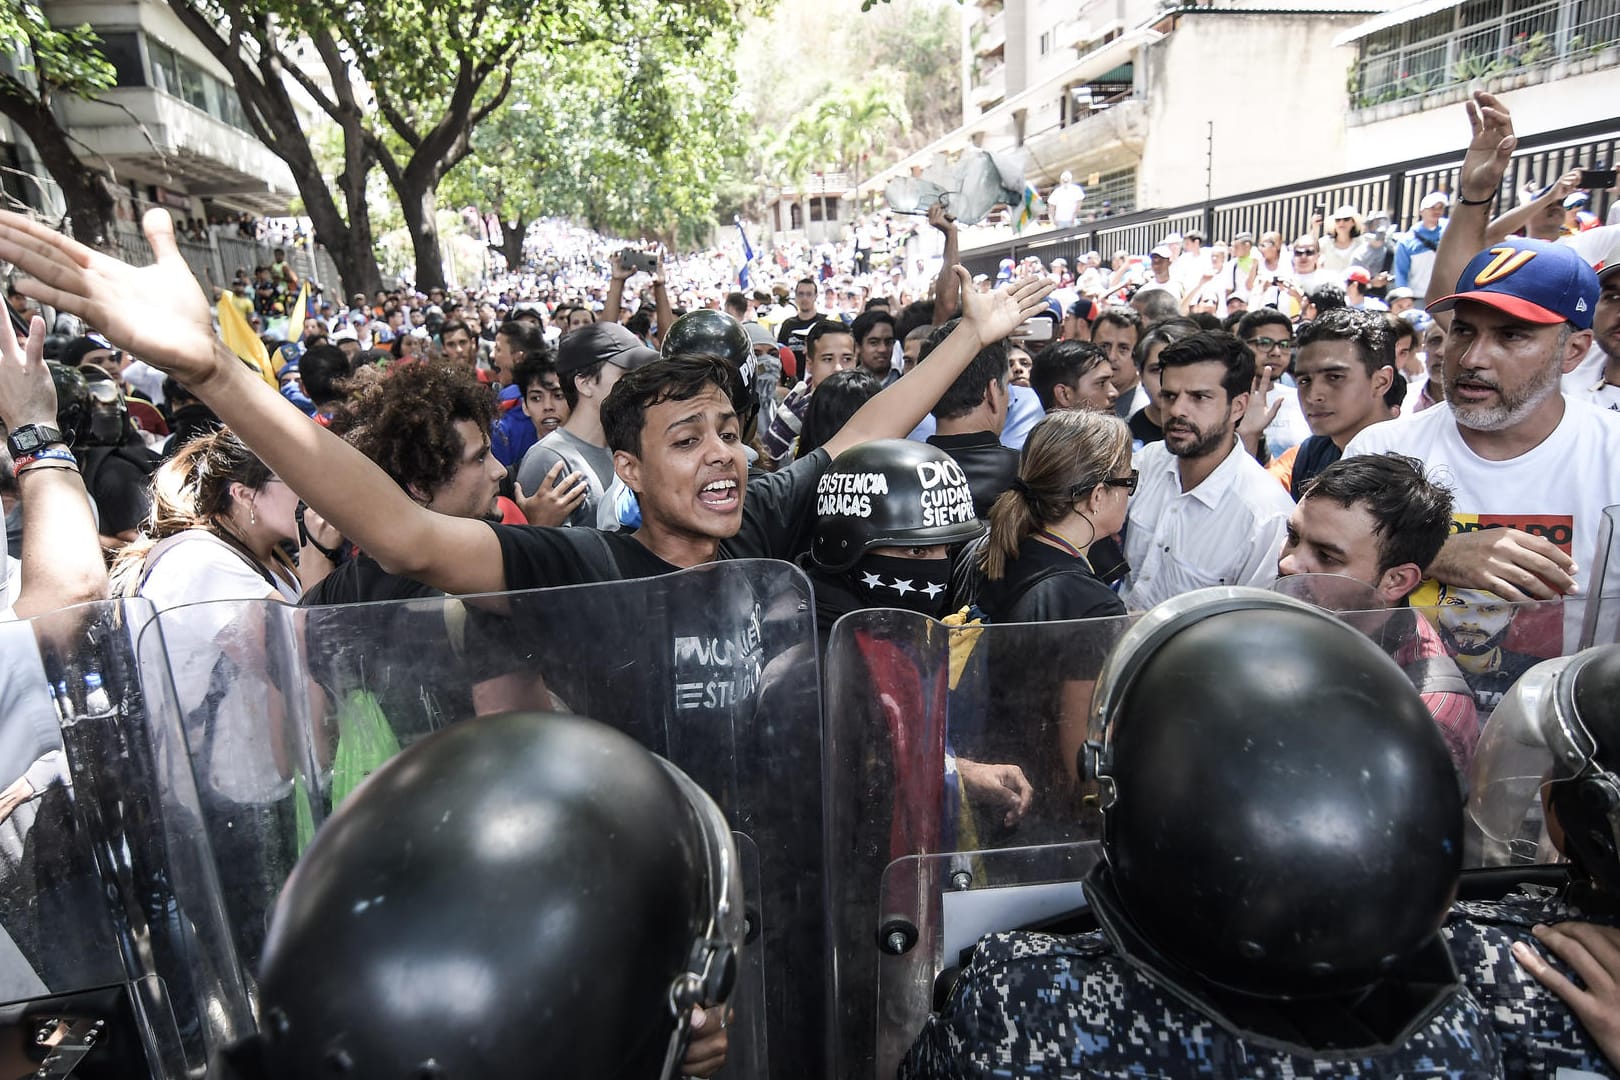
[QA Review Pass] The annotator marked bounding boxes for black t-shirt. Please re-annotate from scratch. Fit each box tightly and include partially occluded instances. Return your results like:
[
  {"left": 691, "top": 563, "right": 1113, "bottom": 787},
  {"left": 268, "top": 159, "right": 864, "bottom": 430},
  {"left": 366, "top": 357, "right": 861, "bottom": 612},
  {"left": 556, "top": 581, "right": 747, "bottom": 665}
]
[
  {"left": 81, "top": 442, "right": 157, "bottom": 537},
  {"left": 495, "top": 447, "right": 833, "bottom": 590},
  {"left": 966, "top": 535, "right": 1126, "bottom": 623},
  {"left": 926, "top": 431, "right": 1020, "bottom": 520},
  {"left": 302, "top": 551, "right": 438, "bottom": 606},
  {"left": 1127, "top": 407, "right": 1162, "bottom": 446},
  {"left": 776, "top": 314, "right": 820, "bottom": 347}
]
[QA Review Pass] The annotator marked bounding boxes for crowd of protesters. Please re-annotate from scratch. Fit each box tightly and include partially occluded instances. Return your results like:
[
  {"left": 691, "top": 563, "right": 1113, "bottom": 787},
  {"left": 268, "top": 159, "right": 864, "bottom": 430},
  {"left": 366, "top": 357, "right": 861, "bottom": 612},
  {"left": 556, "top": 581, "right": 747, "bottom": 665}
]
[{"left": 1, "top": 87, "right": 1620, "bottom": 1076}]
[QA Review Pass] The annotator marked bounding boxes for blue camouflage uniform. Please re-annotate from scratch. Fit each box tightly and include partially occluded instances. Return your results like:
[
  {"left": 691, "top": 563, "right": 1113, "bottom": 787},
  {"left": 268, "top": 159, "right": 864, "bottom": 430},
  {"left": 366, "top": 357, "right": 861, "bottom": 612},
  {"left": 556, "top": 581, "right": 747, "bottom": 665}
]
[
  {"left": 1445, "top": 895, "right": 1618, "bottom": 1078},
  {"left": 901, "top": 930, "right": 1506, "bottom": 1079}
]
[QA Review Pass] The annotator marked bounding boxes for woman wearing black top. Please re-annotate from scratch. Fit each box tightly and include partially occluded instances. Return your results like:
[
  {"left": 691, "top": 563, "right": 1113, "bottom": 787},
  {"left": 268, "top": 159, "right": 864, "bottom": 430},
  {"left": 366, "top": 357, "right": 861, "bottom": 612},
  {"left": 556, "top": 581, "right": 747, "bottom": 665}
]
[{"left": 961, "top": 409, "right": 1135, "bottom": 623}]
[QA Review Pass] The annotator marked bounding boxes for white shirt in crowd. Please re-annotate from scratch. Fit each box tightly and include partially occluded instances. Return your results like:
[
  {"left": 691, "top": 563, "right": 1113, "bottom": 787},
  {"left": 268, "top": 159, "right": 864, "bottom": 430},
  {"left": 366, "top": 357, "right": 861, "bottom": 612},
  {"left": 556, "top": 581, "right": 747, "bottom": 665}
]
[
  {"left": 1345, "top": 399, "right": 1620, "bottom": 647},
  {"left": 1122, "top": 437, "right": 1294, "bottom": 611}
]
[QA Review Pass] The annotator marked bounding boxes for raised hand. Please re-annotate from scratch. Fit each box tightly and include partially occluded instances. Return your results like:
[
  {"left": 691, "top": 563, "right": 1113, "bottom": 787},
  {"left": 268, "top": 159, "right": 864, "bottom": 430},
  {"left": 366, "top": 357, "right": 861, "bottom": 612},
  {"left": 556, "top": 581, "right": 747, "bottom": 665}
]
[
  {"left": 1460, "top": 91, "right": 1516, "bottom": 203},
  {"left": 955, "top": 267, "right": 1055, "bottom": 348},
  {"left": 0, "top": 314, "right": 57, "bottom": 431},
  {"left": 515, "top": 461, "right": 590, "bottom": 527},
  {"left": 0, "top": 208, "right": 217, "bottom": 384}
]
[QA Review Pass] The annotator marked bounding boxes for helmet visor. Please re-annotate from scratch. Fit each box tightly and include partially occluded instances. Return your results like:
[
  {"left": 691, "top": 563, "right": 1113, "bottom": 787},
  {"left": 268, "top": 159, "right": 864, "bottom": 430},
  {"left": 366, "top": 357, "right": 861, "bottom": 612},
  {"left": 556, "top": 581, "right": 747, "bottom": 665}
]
[{"left": 1467, "top": 656, "right": 1584, "bottom": 862}]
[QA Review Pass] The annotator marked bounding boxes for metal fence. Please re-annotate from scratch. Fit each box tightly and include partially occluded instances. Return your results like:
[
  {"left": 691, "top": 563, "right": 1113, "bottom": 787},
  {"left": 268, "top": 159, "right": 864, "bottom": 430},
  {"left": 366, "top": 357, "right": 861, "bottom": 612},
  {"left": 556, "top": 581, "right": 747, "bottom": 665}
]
[
  {"left": 111, "top": 224, "right": 340, "bottom": 299},
  {"left": 961, "top": 119, "right": 1619, "bottom": 277}
]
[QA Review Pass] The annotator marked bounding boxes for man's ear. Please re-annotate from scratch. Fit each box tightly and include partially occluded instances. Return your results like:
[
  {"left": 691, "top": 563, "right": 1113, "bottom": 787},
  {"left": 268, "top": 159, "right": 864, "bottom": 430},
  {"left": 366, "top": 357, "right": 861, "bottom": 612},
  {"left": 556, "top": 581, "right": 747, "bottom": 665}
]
[
  {"left": 1562, "top": 329, "right": 1595, "bottom": 375},
  {"left": 1372, "top": 364, "right": 1395, "bottom": 399},
  {"left": 1052, "top": 382, "right": 1075, "bottom": 409},
  {"left": 1376, "top": 562, "right": 1423, "bottom": 605},
  {"left": 1227, "top": 390, "right": 1251, "bottom": 430},
  {"left": 613, "top": 449, "right": 642, "bottom": 494}
]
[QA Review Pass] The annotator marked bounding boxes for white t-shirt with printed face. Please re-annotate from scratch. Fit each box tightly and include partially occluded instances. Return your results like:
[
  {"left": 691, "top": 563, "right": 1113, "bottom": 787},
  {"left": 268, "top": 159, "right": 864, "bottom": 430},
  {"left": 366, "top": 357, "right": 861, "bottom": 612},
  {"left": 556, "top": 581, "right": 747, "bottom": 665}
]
[{"left": 1344, "top": 400, "right": 1620, "bottom": 645}]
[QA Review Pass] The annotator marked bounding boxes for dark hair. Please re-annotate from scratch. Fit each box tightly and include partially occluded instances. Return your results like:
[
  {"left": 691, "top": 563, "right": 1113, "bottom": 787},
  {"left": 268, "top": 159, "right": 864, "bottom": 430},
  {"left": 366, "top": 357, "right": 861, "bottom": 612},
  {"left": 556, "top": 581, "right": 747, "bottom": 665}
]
[
  {"left": 355, "top": 348, "right": 391, "bottom": 368},
  {"left": 438, "top": 318, "right": 472, "bottom": 343},
  {"left": 512, "top": 354, "right": 562, "bottom": 397},
  {"left": 1382, "top": 370, "right": 1406, "bottom": 413},
  {"left": 894, "top": 300, "right": 935, "bottom": 343},
  {"left": 723, "top": 292, "right": 749, "bottom": 318},
  {"left": 1299, "top": 453, "right": 1454, "bottom": 576},
  {"left": 1157, "top": 330, "right": 1254, "bottom": 401},
  {"left": 805, "top": 319, "right": 853, "bottom": 360},
  {"left": 1236, "top": 308, "right": 1292, "bottom": 339},
  {"left": 1133, "top": 317, "right": 1200, "bottom": 371},
  {"left": 797, "top": 369, "right": 883, "bottom": 459},
  {"left": 626, "top": 308, "right": 654, "bottom": 339},
  {"left": 863, "top": 297, "right": 891, "bottom": 311},
  {"left": 1306, "top": 283, "right": 1348, "bottom": 315},
  {"left": 1386, "top": 313, "right": 1419, "bottom": 348},
  {"left": 1093, "top": 306, "right": 1142, "bottom": 339},
  {"left": 1190, "top": 312, "right": 1223, "bottom": 331},
  {"left": 338, "top": 360, "right": 495, "bottom": 498},
  {"left": 1220, "top": 311, "right": 1247, "bottom": 332},
  {"left": 1296, "top": 307, "right": 1395, "bottom": 378},
  {"left": 931, "top": 330, "right": 1009, "bottom": 421},
  {"left": 300, "top": 344, "right": 352, "bottom": 406},
  {"left": 562, "top": 360, "right": 606, "bottom": 411},
  {"left": 849, "top": 309, "right": 897, "bottom": 346},
  {"left": 1030, "top": 339, "right": 1109, "bottom": 412},
  {"left": 497, "top": 319, "right": 548, "bottom": 361},
  {"left": 795, "top": 277, "right": 816, "bottom": 292},
  {"left": 601, "top": 353, "right": 734, "bottom": 456}
]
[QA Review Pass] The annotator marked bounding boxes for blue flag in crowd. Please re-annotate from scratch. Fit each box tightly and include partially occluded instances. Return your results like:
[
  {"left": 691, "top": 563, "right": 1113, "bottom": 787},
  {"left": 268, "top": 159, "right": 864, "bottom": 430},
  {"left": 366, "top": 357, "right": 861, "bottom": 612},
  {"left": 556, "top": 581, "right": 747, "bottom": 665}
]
[{"left": 736, "top": 216, "right": 754, "bottom": 289}]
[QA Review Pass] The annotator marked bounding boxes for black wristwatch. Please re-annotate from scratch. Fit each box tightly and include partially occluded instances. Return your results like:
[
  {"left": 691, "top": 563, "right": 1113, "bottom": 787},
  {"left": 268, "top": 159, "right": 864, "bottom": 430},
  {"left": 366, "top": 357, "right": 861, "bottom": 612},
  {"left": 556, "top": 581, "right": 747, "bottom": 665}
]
[{"left": 7, "top": 424, "right": 64, "bottom": 457}]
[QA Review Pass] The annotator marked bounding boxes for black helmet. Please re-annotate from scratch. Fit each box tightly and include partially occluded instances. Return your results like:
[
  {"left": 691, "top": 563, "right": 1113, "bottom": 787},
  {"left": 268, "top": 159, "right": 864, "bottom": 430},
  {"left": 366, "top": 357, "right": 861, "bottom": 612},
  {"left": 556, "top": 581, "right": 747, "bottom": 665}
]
[
  {"left": 662, "top": 310, "right": 758, "bottom": 435},
  {"left": 1470, "top": 644, "right": 1620, "bottom": 888},
  {"left": 77, "top": 364, "right": 131, "bottom": 446},
  {"left": 245, "top": 711, "right": 743, "bottom": 1079},
  {"left": 809, "top": 439, "right": 984, "bottom": 572},
  {"left": 1086, "top": 588, "right": 1461, "bottom": 1002},
  {"left": 48, "top": 362, "right": 90, "bottom": 448}
]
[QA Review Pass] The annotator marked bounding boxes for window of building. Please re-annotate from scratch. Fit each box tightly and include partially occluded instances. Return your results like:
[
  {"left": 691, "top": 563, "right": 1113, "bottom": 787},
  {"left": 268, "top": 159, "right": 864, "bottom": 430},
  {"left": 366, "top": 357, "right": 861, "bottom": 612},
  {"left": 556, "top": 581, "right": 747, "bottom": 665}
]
[
  {"left": 95, "top": 32, "right": 147, "bottom": 88},
  {"left": 1039, "top": 31, "right": 1051, "bottom": 55},
  {"left": 145, "top": 36, "right": 250, "bottom": 133}
]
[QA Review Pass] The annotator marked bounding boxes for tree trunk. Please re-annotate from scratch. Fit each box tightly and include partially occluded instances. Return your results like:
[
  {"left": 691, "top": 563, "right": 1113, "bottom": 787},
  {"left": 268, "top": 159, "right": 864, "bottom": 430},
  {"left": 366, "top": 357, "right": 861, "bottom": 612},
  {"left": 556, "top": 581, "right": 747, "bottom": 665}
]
[
  {"left": 399, "top": 178, "right": 446, "bottom": 291},
  {"left": 499, "top": 216, "right": 525, "bottom": 270},
  {"left": 0, "top": 78, "right": 117, "bottom": 251}
]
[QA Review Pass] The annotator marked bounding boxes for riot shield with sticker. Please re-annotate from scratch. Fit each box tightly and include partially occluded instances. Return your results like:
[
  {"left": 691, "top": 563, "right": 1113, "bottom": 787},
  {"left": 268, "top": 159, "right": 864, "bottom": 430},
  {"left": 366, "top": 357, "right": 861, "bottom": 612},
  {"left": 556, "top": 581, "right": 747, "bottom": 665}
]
[
  {"left": 0, "top": 599, "right": 253, "bottom": 1078},
  {"left": 824, "top": 606, "right": 1136, "bottom": 1080},
  {"left": 137, "top": 559, "right": 820, "bottom": 1079}
]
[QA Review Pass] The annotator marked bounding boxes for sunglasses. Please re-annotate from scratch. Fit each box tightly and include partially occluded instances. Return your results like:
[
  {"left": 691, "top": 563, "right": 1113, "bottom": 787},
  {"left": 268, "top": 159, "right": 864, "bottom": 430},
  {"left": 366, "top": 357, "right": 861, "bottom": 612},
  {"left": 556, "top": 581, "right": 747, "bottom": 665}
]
[
  {"left": 1246, "top": 336, "right": 1295, "bottom": 352},
  {"left": 1096, "top": 470, "right": 1139, "bottom": 495},
  {"left": 1293, "top": 248, "right": 1318, "bottom": 256}
]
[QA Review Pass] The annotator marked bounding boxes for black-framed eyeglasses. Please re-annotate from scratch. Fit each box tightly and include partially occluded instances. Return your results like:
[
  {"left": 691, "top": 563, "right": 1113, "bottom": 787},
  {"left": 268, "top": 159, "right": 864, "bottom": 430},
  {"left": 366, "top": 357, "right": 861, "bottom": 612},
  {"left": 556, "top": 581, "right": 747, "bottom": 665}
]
[
  {"left": 1101, "top": 470, "right": 1139, "bottom": 494},
  {"left": 1246, "top": 336, "right": 1295, "bottom": 352}
]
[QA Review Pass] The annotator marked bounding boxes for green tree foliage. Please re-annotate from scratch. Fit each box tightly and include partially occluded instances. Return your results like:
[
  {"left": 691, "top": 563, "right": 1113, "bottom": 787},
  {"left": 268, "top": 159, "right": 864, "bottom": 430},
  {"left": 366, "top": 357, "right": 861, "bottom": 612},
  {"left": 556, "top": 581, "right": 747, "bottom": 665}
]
[
  {"left": 0, "top": 2, "right": 119, "bottom": 247},
  {"left": 442, "top": 24, "right": 743, "bottom": 260},
  {"left": 169, "top": 0, "right": 748, "bottom": 291}
]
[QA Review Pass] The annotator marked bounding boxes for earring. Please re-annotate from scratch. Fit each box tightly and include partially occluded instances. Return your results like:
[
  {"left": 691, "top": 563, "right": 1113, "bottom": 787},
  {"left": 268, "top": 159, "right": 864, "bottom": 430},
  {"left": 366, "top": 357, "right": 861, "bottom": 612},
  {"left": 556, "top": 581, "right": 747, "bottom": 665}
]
[{"left": 249, "top": 504, "right": 257, "bottom": 526}]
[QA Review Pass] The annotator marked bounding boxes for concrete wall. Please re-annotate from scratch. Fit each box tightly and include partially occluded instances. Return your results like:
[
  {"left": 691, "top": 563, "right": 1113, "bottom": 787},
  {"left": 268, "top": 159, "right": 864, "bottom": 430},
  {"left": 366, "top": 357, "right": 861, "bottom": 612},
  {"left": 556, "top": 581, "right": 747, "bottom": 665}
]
[
  {"left": 49, "top": 0, "right": 238, "bottom": 84},
  {"left": 1138, "top": 12, "right": 1367, "bottom": 209},
  {"left": 1345, "top": 58, "right": 1620, "bottom": 167}
]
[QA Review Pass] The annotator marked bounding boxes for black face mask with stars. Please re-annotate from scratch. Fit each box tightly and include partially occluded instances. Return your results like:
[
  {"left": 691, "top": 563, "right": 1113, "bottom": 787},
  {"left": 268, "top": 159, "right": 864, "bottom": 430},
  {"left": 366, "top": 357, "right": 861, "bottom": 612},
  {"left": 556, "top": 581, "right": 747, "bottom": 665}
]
[{"left": 846, "top": 552, "right": 953, "bottom": 619}]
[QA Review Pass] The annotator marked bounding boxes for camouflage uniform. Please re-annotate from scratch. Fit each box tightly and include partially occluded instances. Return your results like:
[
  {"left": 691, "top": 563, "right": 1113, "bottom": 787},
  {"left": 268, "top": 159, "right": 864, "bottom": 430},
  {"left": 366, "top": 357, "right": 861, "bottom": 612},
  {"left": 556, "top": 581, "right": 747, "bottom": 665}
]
[
  {"left": 901, "top": 930, "right": 1505, "bottom": 1079},
  {"left": 1445, "top": 895, "right": 1618, "bottom": 1078}
]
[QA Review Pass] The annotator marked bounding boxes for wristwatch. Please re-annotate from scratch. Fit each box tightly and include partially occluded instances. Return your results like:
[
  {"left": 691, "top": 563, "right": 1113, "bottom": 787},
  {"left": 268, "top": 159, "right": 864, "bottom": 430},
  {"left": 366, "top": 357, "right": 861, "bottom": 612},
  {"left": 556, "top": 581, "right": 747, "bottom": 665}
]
[{"left": 6, "top": 424, "right": 64, "bottom": 458}]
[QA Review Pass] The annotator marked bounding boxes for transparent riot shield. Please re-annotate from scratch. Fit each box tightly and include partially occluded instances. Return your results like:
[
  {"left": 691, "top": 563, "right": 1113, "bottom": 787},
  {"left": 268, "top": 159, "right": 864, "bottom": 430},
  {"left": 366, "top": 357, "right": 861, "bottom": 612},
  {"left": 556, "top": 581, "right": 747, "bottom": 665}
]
[
  {"left": 0, "top": 599, "right": 252, "bottom": 1078},
  {"left": 1580, "top": 504, "right": 1620, "bottom": 648},
  {"left": 824, "top": 607, "right": 1136, "bottom": 1080},
  {"left": 137, "top": 559, "right": 820, "bottom": 1080}
]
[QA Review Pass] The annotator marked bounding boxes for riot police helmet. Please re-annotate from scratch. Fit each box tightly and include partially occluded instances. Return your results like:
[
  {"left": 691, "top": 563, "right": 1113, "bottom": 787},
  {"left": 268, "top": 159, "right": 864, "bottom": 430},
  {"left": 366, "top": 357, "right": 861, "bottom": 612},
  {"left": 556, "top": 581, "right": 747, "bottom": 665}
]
[
  {"left": 48, "top": 362, "right": 90, "bottom": 448},
  {"left": 808, "top": 439, "right": 984, "bottom": 573},
  {"left": 1086, "top": 587, "right": 1463, "bottom": 1000},
  {"left": 1469, "top": 644, "right": 1620, "bottom": 890},
  {"left": 245, "top": 711, "right": 744, "bottom": 1079},
  {"left": 661, "top": 310, "right": 758, "bottom": 436},
  {"left": 76, "top": 364, "right": 131, "bottom": 447}
]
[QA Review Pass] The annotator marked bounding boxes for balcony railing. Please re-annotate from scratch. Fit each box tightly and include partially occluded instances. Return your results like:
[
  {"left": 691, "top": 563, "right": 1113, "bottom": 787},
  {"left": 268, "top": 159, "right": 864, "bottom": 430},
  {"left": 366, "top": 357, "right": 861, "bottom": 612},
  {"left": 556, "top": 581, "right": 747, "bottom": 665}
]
[{"left": 1349, "top": 0, "right": 1620, "bottom": 108}]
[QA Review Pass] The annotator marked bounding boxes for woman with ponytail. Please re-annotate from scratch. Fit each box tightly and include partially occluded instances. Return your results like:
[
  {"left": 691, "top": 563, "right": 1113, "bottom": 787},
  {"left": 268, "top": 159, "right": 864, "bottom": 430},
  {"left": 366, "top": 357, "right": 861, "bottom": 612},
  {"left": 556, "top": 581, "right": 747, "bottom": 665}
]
[{"left": 962, "top": 409, "right": 1134, "bottom": 623}]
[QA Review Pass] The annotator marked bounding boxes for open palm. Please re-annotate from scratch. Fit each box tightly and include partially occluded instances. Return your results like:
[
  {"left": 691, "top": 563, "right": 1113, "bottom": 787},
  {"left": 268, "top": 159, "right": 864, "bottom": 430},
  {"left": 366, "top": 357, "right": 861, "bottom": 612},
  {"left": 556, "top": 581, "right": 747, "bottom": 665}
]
[
  {"left": 957, "top": 267, "right": 1055, "bottom": 345},
  {"left": 0, "top": 208, "right": 217, "bottom": 383}
]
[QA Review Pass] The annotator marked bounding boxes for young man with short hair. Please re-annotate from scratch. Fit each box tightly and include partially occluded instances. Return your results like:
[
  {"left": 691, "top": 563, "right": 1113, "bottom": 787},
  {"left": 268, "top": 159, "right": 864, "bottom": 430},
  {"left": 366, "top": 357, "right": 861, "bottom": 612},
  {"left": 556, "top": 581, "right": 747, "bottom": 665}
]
[
  {"left": 775, "top": 278, "right": 821, "bottom": 347},
  {"left": 1277, "top": 453, "right": 1479, "bottom": 767},
  {"left": 759, "top": 319, "right": 859, "bottom": 464},
  {"left": 1267, "top": 308, "right": 1396, "bottom": 497},
  {"left": 850, "top": 310, "right": 897, "bottom": 385},
  {"left": 1028, "top": 341, "right": 1116, "bottom": 414},
  {"left": 1091, "top": 307, "right": 1143, "bottom": 419},
  {"left": 1122, "top": 331, "right": 1294, "bottom": 611},
  {"left": 489, "top": 320, "right": 554, "bottom": 467}
]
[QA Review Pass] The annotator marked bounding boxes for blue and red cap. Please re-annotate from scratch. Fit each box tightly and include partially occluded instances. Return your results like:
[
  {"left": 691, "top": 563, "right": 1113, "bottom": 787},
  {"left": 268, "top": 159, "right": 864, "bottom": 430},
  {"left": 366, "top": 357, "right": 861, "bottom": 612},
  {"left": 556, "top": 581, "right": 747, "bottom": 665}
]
[{"left": 1428, "top": 237, "right": 1599, "bottom": 330}]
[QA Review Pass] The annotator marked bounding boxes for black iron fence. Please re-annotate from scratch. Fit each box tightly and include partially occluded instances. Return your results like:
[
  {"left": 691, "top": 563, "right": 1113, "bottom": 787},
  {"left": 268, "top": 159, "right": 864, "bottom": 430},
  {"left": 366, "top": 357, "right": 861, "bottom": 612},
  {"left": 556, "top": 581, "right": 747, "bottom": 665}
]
[{"left": 961, "top": 119, "right": 1620, "bottom": 277}]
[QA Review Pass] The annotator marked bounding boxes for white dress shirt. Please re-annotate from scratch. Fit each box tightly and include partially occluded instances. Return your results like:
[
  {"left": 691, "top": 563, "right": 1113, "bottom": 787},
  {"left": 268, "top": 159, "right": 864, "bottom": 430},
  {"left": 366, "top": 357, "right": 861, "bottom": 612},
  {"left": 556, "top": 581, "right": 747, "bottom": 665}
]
[{"left": 1122, "top": 437, "right": 1294, "bottom": 611}]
